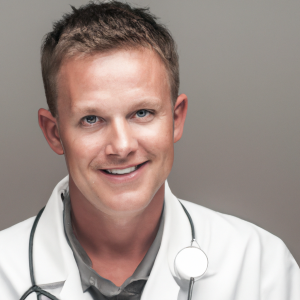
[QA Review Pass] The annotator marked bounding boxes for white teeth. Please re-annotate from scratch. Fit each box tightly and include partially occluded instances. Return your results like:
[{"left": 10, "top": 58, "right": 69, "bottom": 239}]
[{"left": 106, "top": 166, "right": 137, "bottom": 175}]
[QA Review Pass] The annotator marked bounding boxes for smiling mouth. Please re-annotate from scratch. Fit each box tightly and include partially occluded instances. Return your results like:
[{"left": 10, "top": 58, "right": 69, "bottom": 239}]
[{"left": 102, "top": 162, "right": 147, "bottom": 175}]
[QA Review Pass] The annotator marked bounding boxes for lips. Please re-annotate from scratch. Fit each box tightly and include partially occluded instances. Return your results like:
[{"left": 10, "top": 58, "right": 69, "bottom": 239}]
[{"left": 102, "top": 161, "right": 147, "bottom": 175}]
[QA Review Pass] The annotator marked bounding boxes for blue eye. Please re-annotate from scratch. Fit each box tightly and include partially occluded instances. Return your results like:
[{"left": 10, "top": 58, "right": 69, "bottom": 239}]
[
  {"left": 136, "top": 110, "right": 149, "bottom": 118},
  {"left": 84, "top": 115, "right": 98, "bottom": 124}
]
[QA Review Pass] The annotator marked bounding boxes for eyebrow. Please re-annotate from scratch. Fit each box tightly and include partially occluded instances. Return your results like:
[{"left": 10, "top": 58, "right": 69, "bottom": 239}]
[
  {"left": 75, "top": 107, "right": 99, "bottom": 115},
  {"left": 74, "top": 97, "right": 163, "bottom": 115},
  {"left": 129, "top": 98, "right": 162, "bottom": 109}
]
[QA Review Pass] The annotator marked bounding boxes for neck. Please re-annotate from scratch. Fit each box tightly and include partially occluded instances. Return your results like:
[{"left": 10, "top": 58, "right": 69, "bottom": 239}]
[{"left": 68, "top": 178, "right": 164, "bottom": 284}]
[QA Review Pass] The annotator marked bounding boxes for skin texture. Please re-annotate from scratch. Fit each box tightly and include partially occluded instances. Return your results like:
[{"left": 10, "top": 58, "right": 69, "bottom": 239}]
[{"left": 38, "top": 48, "right": 188, "bottom": 286}]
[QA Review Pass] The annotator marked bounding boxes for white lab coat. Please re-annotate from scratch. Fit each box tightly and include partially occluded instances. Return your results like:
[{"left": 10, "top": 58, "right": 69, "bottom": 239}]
[{"left": 0, "top": 176, "right": 299, "bottom": 300}]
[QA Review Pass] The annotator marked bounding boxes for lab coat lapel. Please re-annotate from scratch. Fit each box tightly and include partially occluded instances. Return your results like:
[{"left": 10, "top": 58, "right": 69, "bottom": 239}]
[
  {"left": 142, "top": 181, "right": 192, "bottom": 300},
  {"left": 33, "top": 176, "right": 85, "bottom": 300},
  {"left": 33, "top": 177, "right": 192, "bottom": 300}
]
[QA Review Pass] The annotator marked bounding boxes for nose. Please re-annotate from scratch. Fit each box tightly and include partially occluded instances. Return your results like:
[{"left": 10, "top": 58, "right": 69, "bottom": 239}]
[{"left": 105, "top": 118, "right": 138, "bottom": 158}]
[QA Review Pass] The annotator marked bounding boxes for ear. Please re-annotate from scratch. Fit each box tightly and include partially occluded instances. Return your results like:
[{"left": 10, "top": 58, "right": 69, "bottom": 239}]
[
  {"left": 38, "top": 108, "right": 64, "bottom": 155},
  {"left": 173, "top": 94, "right": 188, "bottom": 143}
]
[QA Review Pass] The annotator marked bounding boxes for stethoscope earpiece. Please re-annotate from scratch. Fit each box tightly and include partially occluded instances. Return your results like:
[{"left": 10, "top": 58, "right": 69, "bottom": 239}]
[{"left": 174, "top": 245, "right": 208, "bottom": 281}]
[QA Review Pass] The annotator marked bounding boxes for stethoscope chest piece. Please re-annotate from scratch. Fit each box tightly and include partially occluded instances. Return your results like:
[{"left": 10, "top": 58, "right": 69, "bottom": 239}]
[{"left": 175, "top": 245, "right": 208, "bottom": 281}]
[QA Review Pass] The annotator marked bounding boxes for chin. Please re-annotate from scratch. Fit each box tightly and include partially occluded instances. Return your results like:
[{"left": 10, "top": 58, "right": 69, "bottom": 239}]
[
  {"left": 92, "top": 182, "right": 160, "bottom": 215},
  {"left": 111, "top": 191, "right": 151, "bottom": 211}
]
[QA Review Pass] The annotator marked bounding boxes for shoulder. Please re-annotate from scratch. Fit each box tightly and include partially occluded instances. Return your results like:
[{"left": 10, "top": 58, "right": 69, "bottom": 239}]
[
  {"left": 180, "top": 200, "right": 300, "bottom": 298},
  {"left": 180, "top": 199, "right": 294, "bottom": 260},
  {"left": 181, "top": 199, "right": 284, "bottom": 245},
  {"left": 0, "top": 216, "right": 35, "bottom": 252},
  {"left": 0, "top": 217, "right": 35, "bottom": 297}
]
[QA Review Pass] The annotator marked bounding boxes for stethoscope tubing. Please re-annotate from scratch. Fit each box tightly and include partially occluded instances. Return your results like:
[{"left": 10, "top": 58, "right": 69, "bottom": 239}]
[
  {"left": 20, "top": 206, "right": 59, "bottom": 300},
  {"left": 20, "top": 200, "right": 199, "bottom": 300},
  {"left": 29, "top": 207, "right": 45, "bottom": 286},
  {"left": 187, "top": 278, "right": 195, "bottom": 300},
  {"left": 178, "top": 201, "right": 195, "bottom": 241},
  {"left": 20, "top": 285, "right": 59, "bottom": 300}
]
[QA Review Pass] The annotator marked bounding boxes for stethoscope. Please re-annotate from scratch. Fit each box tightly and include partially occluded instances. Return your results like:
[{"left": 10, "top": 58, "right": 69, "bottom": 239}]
[{"left": 20, "top": 200, "right": 208, "bottom": 300}]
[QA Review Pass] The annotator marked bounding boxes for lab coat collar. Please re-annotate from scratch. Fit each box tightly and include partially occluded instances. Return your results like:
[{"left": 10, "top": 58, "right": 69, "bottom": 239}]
[
  {"left": 141, "top": 181, "right": 192, "bottom": 300},
  {"left": 33, "top": 177, "right": 192, "bottom": 300},
  {"left": 33, "top": 176, "right": 84, "bottom": 300}
]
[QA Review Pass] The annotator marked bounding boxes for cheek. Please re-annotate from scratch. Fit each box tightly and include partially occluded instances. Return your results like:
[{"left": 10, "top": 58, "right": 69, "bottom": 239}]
[
  {"left": 137, "top": 118, "right": 174, "bottom": 160},
  {"left": 63, "top": 131, "right": 104, "bottom": 170}
]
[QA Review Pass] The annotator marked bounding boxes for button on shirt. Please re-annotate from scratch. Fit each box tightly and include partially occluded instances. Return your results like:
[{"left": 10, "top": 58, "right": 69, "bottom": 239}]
[{"left": 63, "top": 193, "right": 164, "bottom": 300}]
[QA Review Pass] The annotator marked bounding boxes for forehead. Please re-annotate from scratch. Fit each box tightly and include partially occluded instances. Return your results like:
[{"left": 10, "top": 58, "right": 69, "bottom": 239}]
[{"left": 56, "top": 48, "right": 171, "bottom": 114}]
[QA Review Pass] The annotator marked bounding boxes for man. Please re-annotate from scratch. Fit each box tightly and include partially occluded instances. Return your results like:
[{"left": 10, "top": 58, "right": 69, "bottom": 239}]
[{"left": 0, "top": 1, "right": 299, "bottom": 300}]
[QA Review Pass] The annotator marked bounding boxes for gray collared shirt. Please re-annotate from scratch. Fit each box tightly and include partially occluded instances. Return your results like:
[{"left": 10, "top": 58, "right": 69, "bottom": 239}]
[{"left": 63, "top": 193, "right": 164, "bottom": 299}]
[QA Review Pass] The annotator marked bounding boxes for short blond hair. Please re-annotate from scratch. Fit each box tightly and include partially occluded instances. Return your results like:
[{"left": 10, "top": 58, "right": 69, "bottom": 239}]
[{"left": 41, "top": 1, "right": 179, "bottom": 117}]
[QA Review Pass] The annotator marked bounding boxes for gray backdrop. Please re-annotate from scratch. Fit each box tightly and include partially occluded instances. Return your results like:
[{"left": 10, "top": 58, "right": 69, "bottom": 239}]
[{"left": 0, "top": 0, "right": 299, "bottom": 264}]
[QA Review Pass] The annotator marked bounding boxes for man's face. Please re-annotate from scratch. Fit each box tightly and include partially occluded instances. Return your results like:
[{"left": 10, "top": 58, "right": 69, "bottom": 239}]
[{"left": 56, "top": 48, "right": 179, "bottom": 216}]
